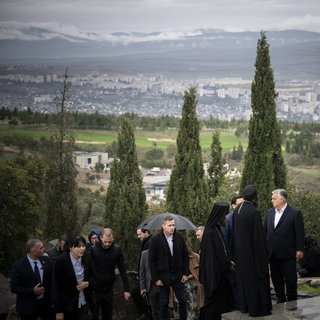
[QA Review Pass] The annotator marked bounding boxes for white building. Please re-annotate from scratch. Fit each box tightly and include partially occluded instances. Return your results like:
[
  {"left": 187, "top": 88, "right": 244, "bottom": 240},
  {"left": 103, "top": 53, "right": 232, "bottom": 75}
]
[
  {"left": 73, "top": 151, "right": 109, "bottom": 169},
  {"left": 143, "top": 181, "right": 168, "bottom": 201}
]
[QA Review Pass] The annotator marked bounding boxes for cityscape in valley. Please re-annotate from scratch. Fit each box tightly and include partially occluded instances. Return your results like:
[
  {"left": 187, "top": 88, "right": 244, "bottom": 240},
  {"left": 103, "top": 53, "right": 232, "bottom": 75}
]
[{"left": 0, "top": 64, "right": 319, "bottom": 122}]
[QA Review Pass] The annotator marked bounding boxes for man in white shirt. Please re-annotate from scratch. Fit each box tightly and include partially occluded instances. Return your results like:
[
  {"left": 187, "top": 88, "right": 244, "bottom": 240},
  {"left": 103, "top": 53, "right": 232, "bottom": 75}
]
[
  {"left": 149, "top": 215, "right": 190, "bottom": 320},
  {"left": 265, "top": 189, "right": 305, "bottom": 303}
]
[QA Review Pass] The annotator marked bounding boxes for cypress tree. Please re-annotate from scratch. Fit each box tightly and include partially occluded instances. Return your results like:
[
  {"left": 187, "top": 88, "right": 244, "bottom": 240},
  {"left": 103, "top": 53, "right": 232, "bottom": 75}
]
[
  {"left": 166, "top": 88, "right": 210, "bottom": 226},
  {"left": 241, "top": 32, "right": 287, "bottom": 214},
  {"left": 208, "top": 131, "right": 224, "bottom": 199},
  {"left": 105, "top": 118, "right": 147, "bottom": 270},
  {"left": 45, "top": 68, "right": 78, "bottom": 239}
]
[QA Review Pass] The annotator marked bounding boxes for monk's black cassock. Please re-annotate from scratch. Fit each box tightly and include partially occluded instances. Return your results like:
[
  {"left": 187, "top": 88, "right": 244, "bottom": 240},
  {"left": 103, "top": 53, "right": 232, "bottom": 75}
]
[
  {"left": 231, "top": 185, "right": 272, "bottom": 317},
  {"left": 199, "top": 202, "right": 233, "bottom": 320}
]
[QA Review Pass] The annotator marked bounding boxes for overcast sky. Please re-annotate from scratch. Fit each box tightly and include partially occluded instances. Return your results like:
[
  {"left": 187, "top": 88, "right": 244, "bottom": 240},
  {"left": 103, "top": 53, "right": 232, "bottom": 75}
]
[{"left": 1, "top": 0, "right": 320, "bottom": 35}]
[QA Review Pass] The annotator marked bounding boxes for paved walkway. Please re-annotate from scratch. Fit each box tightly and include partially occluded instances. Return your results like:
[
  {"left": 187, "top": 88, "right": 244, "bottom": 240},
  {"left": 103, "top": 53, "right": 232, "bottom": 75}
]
[{"left": 222, "top": 295, "right": 320, "bottom": 320}]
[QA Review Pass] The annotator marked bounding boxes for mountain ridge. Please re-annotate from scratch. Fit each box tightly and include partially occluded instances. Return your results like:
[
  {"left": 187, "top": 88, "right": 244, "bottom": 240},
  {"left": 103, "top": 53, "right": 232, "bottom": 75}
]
[{"left": 0, "top": 23, "right": 319, "bottom": 80}]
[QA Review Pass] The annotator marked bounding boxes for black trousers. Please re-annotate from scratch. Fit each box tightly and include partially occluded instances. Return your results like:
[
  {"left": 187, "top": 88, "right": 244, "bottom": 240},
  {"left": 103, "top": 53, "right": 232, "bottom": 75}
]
[
  {"left": 93, "top": 289, "right": 113, "bottom": 320},
  {"left": 19, "top": 299, "right": 53, "bottom": 320},
  {"left": 159, "top": 273, "right": 187, "bottom": 320},
  {"left": 270, "top": 257, "right": 297, "bottom": 302},
  {"left": 147, "top": 283, "right": 160, "bottom": 320},
  {"left": 64, "top": 304, "right": 92, "bottom": 320}
]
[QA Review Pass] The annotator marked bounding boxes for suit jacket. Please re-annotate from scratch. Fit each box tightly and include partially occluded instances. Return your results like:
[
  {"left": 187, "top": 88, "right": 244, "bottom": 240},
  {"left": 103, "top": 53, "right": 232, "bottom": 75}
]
[
  {"left": 10, "top": 255, "right": 52, "bottom": 316},
  {"left": 149, "top": 230, "right": 190, "bottom": 288},
  {"left": 139, "top": 249, "right": 152, "bottom": 292},
  {"left": 52, "top": 251, "right": 94, "bottom": 315},
  {"left": 264, "top": 204, "right": 305, "bottom": 259}
]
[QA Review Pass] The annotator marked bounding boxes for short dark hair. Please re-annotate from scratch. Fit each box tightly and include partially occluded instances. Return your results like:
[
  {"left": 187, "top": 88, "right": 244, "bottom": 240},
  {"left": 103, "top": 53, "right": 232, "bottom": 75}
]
[
  {"left": 140, "top": 228, "right": 150, "bottom": 234},
  {"left": 26, "top": 239, "right": 41, "bottom": 253},
  {"left": 162, "top": 215, "right": 174, "bottom": 223},
  {"left": 230, "top": 195, "right": 243, "bottom": 206},
  {"left": 58, "top": 233, "right": 69, "bottom": 242},
  {"left": 67, "top": 235, "right": 86, "bottom": 250}
]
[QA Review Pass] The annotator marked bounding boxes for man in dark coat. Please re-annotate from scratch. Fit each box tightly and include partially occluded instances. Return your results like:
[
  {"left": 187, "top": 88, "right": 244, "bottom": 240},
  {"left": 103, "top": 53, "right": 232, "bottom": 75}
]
[
  {"left": 199, "top": 202, "right": 234, "bottom": 320},
  {"left": 149, "top": 215, "right": 190, "bottom": 320},
  {"left": 90, "top": 228, "right": 130, "bottom": 320},
  {"left": 231, "top": 185, "right": 272, "bottom": 317},
  {"left": 265, "top": 189, "right": 305, "bottom": 302},
  {"left": 10, "top": 239, "right": 53, "bottom": 320}
]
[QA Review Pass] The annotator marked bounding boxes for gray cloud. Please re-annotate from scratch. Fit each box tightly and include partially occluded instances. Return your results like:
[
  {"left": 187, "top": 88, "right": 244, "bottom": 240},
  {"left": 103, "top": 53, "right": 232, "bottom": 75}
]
[
  {"left": 0, "top": 20, "right": 206, "bottom": 43},
  {"left": 0, "top": 0, "right": 320, "bottom": 33}
]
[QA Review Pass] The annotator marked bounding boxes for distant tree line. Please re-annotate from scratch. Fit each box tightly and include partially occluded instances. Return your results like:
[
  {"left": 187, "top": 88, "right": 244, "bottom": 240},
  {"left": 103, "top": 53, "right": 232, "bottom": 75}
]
[
  {"left": 0, "top": 106, "right": 246, "bottom": 131},
  {"left": 285, "top": 128, "right": 320, "bottom": 160},
  {"left": 2, "top": 107, "right": 319, "bottom": 135}
]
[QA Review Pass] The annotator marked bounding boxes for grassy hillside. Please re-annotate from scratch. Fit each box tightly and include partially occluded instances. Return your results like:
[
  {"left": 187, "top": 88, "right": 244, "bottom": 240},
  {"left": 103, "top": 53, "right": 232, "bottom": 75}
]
[
  {"left": 1, "top": 127, "right": 319, "bottom": 192},
  {"left": 0, "top": 127, "right": 248, "bottom": 152}
]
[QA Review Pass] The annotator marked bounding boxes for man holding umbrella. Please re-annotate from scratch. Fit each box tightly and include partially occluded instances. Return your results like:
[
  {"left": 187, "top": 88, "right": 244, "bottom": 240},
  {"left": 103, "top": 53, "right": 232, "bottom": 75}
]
[{"left": 148, "top": 215, "right": 190, "bottom": 320}]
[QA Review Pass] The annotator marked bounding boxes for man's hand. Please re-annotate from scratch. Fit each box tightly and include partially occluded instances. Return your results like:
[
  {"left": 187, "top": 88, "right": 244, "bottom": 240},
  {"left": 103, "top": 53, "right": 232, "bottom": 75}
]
[
  {"left": 296, "top": 251, "right": 304, "bottom": 259},
  {"left": 124, "top": 291, "right": 131, "bottom": 301},
  {"left": 34, "top": 283, "right": 44, "bottom": 295},
  {"left": 76, "top": 281, "right": 89, "bottom": 291},
  {"left": 155, "top": 280, "right": 164, "bottom": 286},
  {"left": 181, "top": 275, "right": 188, "bottom": 283},
  {"left": 140, "top": 289, "right": 146, "bottom": 295},
  {"left": 56, "top": 313, "right": 64, "bottom": 320}
]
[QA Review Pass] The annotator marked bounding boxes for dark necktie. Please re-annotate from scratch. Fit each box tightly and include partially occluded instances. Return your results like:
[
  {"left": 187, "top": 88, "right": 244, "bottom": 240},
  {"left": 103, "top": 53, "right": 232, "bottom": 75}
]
[{"left": 34, "top": 261, "right": 41, "bottom": 284}]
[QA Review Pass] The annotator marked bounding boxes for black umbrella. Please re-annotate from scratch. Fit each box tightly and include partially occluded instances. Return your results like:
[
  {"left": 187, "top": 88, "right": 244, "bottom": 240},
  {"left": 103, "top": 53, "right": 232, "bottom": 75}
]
[{"left": 138, "top": 212, "right": 196, "bottom": 230}]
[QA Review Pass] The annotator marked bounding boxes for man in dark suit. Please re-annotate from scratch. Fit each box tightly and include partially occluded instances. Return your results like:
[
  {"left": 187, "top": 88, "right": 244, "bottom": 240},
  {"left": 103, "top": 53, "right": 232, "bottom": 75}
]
[
  {"left": 10, "top": 239, "right": 53, "bottom": 320},
  {"left": 149, "top": 215, "right": 190, "bottom": 320},
  {"left": 265, "top": 189, "right": 305, "bottom": 303}
]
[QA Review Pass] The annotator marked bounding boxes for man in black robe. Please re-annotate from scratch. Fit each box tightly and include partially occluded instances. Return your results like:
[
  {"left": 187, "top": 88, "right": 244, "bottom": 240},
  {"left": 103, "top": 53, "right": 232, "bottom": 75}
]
[
  {"left": 231, "top": 185, "right": 272, "bottom": 317},
  {"left": 199, "top": 202, "right": 233, "bottom": 320}
]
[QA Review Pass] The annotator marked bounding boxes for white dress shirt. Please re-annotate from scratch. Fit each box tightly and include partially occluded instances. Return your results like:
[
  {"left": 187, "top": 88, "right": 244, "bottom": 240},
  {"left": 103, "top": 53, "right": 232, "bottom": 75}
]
[
  {"left": 27, "top": 255, "right": 44, "bottom": 299},
  {"left": 165, "top": 234, "right": 174, "bottom": 256},
  {"left": 274, "top": 203, "right": 287, "bottom": 228},
  {"left": 70, "top": 253, "right": 86, "bottom": 308}
]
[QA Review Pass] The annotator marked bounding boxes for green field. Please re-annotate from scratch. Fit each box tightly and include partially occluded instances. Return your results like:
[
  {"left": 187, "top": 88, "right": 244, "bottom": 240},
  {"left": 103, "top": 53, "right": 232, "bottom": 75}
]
[{"left": 0, "top": 127, "right": 248, "bottom": 151}]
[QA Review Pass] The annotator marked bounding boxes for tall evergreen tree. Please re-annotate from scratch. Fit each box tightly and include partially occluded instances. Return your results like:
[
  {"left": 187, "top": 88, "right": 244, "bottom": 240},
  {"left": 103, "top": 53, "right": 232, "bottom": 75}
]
[
  {"left": 45, "top": 68, "right": 79, "bottom": 239},
  {"left": 241, "top": 32, "right": 287, "bottom": 214},
  {"left": 0, "top": 156, "right": 46, "bottom": 275},
  {"left": 105, "top": 118, "right": 147, "bottom": 270},
  {"left": 166, "top": 88, "right": 210, "bottom": 225},
  {"left": 208, "top": 131, "right": 224, "bottom": 199}
]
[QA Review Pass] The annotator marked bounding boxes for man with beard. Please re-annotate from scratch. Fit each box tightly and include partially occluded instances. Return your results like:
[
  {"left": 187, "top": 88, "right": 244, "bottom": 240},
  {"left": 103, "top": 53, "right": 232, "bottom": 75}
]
[
  {"left": 134, "top": 228, "right": 156, "bottom": 319},
  {"left": 199, "top": 202, "right": 234, "bottom": 320},
  {"left": 91, "top": 228, "right": 130, "bottom": 320},
  {"left": 231, "top": 185, "right": 272, "bottom": 317}
]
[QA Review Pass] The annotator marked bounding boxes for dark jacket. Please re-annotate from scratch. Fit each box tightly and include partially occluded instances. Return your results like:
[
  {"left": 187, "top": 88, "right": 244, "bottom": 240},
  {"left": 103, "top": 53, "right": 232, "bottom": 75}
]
[
  {"left": 90, "top": 242, "right": 130, "bottom": 293},
  {"left": 265, "top": 204, "right": 305, "bottom": 259},
  {"left": 52, "top": 251, "right": 94, "bottom": 315},
  {"left": 46, "top": 246, "right": 63, "bottom": 265},
  {"left": 10, "top": 255, "right": 52, "bottom": 316},
  {"left": 148, "top": 230, "right": 190, "bottom": 288}
]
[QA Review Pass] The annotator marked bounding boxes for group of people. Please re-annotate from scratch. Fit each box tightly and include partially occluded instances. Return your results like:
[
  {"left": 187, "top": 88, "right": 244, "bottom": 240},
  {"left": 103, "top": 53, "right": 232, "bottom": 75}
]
[
  {"left": 10, "top": 185, "right": 307, "bottom": 320},
  {"left": 10, "top": 228, "right": 130, "bottom": 320},
  {"left": 199, "top": 186, "right": 305, "bottom": 319}
]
